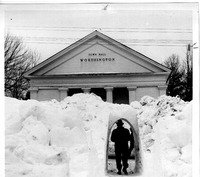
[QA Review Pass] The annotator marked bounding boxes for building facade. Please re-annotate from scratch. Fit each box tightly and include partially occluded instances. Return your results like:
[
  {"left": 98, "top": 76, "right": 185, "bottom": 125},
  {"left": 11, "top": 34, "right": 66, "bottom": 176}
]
[{"left": 24, "top": 31, "right": 170, "bottom": 104}]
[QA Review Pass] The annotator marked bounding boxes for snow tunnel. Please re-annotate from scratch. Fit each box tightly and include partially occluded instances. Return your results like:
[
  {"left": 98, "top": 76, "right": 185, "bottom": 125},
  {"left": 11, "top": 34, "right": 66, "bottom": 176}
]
[{"left": 105, "top": 114, "right": 142, "bottom": 176}]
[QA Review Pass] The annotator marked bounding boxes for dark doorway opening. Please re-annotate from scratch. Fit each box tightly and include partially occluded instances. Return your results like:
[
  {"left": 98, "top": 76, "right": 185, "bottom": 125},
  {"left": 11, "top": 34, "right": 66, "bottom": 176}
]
[
  {"left": 106, "top": 119, "right": 137, "bottom": 175},
  {"left": 90, "top": 88, "right": 106, "bottom": 102},
  {"left": 68, "top": 88, "right": 83, "bottom": 96},
  {"left": 113, "top": 87, "right": 129, "bottom": 104}
]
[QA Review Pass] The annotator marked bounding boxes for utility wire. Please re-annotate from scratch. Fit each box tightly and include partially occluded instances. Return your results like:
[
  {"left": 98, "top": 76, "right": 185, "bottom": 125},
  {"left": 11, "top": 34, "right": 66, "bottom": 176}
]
[
  {"left": 24, "top": 41, "right": 190, "bottom": 47},
  {"left": 6, "top": 27, "right": 192, "bottom": 47},
  {"left": 22, "top": 36, "right": 192, "bottom": 46},
  {"left": 7, "top": 26, "right": 192, "bottom": 33}
]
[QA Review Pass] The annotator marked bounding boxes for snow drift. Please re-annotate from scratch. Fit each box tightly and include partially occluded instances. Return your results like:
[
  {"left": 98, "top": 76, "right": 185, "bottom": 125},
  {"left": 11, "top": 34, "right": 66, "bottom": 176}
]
[{"left": 5, "top": 94, "right": 192, "bottom": 177}]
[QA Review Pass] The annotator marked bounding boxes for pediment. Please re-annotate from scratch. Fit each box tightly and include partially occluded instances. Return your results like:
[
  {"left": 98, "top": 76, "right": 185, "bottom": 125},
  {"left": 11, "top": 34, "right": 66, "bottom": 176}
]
[{"left": 25, "top": 31, "right": 170, "bottom": 77}]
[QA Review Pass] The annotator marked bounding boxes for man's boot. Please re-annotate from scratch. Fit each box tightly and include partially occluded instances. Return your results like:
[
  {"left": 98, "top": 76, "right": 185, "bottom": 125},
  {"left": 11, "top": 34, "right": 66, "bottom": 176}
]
[
  {"left": 117, "top": 171, "right": 121, "bottom": 175},
  {"left": 123, "top": 168, "right": 128, "bottom": 175}
]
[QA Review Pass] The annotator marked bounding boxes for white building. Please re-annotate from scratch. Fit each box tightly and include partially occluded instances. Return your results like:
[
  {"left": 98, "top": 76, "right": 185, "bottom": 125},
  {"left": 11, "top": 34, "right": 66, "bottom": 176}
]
[{"left": 24, "top": 31, "right": 170, "bottom": 104}]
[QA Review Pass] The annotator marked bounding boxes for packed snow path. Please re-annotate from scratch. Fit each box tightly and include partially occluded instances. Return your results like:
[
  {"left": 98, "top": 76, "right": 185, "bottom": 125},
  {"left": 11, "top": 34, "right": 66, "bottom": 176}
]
[{"left": 5, "top": 94, "right": 192, "bottom": 177}]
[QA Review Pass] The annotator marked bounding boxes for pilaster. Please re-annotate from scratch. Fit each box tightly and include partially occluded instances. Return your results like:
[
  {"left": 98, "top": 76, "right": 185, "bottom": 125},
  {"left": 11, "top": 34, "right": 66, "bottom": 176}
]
[
  {"left": 127, "top": 86, "right": 137, "bottom": 104},
  {"left": 104, "top": 87, "right": 113, "bottom": 103}
]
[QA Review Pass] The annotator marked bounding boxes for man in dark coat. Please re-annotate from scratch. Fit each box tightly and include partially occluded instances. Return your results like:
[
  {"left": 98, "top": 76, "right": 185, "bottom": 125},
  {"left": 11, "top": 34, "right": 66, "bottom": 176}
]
[{"left": 111, "top": 119, "right": 131, "bottom": 175}]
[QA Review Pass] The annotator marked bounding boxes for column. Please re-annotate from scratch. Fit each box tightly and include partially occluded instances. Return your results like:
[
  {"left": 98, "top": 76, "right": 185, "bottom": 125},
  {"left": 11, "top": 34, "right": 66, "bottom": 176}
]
[
  {"left": 127, "top": 86, "right": 137, "bottom": 104},
  {"left": 104, "top": 87, "right": 113, "bottom": 103},
  {"left": 158, "top": 85, "right": 167, "bottom": 96},
  {"left": 58, "top": 88, "right": 68, "bottom": 101},
  {"left": 82, "top": 88, "right": 91, "bottom": 94},
  {"left": 29, "top": 87, "right": 38, "bottom": 100}
]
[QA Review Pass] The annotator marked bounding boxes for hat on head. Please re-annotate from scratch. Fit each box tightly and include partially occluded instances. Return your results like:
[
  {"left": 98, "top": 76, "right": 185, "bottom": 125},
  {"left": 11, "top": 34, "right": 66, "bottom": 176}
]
[{"left": 116, "top": 119, "right": 124, "bottom": 126}]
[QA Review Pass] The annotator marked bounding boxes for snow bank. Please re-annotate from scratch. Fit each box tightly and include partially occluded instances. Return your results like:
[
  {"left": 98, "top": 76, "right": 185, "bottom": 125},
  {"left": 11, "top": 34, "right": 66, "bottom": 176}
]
[
  {"left": 135, "top": 95, "right": 191, "bottom": 177},
  {"left": 5, "top": 94, "right": 192, "bottom": 177}
]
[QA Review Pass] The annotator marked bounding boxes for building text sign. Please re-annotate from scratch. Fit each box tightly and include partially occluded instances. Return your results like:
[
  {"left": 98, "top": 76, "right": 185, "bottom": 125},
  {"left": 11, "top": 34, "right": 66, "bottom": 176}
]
[{"left": 80, "top": 53, "right": 115, "bottom": 62}]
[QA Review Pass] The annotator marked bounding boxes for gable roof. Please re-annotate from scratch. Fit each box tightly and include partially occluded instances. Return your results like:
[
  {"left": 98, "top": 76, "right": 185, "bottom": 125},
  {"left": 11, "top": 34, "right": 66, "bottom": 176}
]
[{"left": 24, "top": 30, "right": 170, "bottom": 78}]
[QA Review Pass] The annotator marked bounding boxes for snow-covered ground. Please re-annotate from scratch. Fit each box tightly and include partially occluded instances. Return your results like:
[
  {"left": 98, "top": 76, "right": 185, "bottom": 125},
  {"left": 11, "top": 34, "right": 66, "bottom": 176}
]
[{"left": 5, "top": 93, "right": 192, "bottom": 177}]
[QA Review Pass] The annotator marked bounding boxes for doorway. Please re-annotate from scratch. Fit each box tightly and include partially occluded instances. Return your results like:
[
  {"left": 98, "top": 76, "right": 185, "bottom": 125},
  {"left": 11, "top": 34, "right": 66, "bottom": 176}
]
[
  {"left": 113, "top": 87, "right": 129, "bottom": 104},
  {"left": 106, "top": 119, "right": 137, "bottom": 175},
  {"left": 68, "top": 88, "right": 83, "bottom": 96},
  {"left": 90, "top": 88, "right": 106, "bottom": 102}
]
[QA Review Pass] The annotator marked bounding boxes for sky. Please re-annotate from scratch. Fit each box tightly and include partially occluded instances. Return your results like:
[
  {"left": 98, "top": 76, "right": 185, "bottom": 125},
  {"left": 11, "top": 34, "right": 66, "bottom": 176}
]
[{"left": 2, "top": 2, "right": 198, "bottom": 64}]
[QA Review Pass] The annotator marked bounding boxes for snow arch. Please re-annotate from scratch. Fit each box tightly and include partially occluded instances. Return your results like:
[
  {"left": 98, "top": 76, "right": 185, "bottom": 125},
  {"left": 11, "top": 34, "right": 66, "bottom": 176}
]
[{"left": 105, "top": 111, "right": 143, "bottom": 175}]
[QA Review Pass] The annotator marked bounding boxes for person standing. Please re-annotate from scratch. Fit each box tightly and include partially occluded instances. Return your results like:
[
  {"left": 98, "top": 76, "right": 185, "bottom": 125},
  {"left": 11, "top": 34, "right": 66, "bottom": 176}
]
[{"left": 111, "top": 119, "right": 131, "bottom": 175}]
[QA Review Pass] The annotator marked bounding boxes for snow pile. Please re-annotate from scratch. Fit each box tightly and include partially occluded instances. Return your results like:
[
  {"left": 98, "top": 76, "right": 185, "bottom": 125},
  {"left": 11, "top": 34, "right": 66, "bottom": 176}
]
[
  {"left": 133, "top": 95, "right": 191, "bottom": 177},
  {"left": 5, "top": 94, "right": 192, "bottom": 177},
  {"left": 5, "top": 94, "right": 135, "bottom": 177},
  {"left": 134, "top": 95, "right": 187, "bottom": 152}
]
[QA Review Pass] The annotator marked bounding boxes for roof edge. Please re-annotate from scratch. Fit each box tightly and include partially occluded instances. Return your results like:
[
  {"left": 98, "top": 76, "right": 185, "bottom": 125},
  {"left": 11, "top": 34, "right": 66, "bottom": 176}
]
[{"left": 24, "top": 30, "right": 171, "bottom": 77}]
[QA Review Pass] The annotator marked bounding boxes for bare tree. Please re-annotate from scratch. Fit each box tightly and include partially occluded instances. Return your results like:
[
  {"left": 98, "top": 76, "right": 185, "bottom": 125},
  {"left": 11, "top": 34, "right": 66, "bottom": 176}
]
[
  {"left": 4, "top": 33, "right": 40, "bottom": 99},
  {"left": 163, "top": 54, "right": 181, "bottom": 70},
  {"left": 163, "top": 52, "right": 193, "bottom": 101},
  {"left": 163, "top": 54, "right": 185, "bottom": 98}
]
